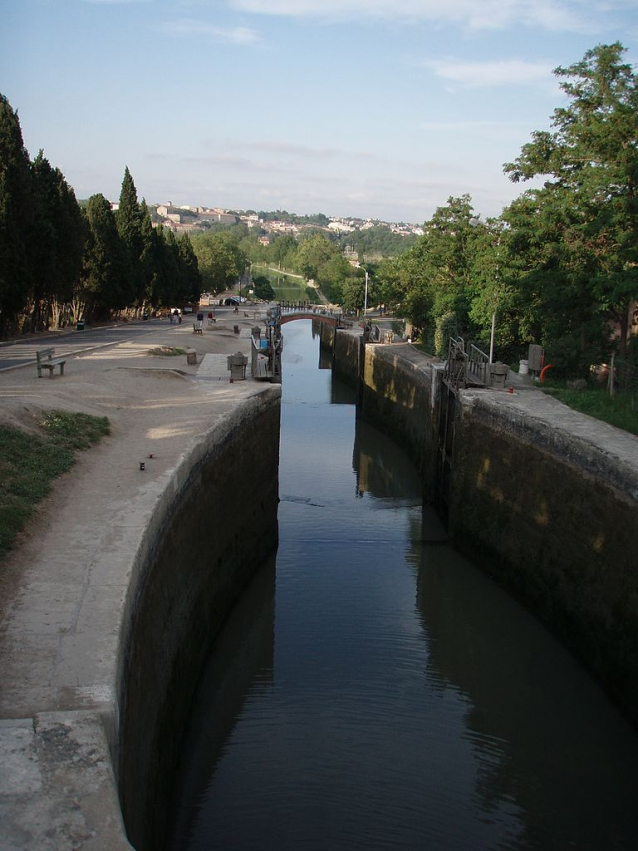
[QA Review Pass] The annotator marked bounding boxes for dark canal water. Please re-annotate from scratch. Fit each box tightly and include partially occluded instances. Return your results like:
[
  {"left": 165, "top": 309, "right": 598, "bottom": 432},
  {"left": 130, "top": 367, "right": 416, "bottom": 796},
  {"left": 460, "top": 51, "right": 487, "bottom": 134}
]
[{"left": 168, "top": 320, "right": 638, "bottom": 850}]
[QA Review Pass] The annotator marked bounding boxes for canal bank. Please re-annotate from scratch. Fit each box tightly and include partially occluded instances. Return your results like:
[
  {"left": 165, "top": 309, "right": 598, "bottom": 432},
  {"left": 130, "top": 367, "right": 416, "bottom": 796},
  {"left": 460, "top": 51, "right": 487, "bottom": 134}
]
[
  {"left": 0, "top": 315, "right": 280, "bottom": 850},
  {"left": 329, "top": 327, "right": 638, "bottom": 726}
]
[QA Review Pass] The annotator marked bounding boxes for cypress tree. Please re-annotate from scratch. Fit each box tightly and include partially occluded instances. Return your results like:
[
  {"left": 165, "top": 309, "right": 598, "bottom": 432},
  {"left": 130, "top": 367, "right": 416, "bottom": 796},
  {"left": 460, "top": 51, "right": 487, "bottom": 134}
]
[
  {"left": 178, "top": 234, "right": 202, "bottom": 304},
  {"left": 30, "top": 151, "right": 59, "bottom": 331},
  {"left": 83, "top": 193, "right": 129, "bottom": 318},
  {"left": 0, "top": 94, "right": 33, "bottom": 334},
  {"left": 52, "top": 168, "right": 85, "bottom": 319},
  {"left": 116, "top": 166, "right": 143, "bottom": 307},
  {"left": 28, "top": 152, "right": 86, "bottom": 330},
  {"left": 139, "top": 198, "right": 158, "bottom": 305},
  {"left": 0, "top": 172, "right": 28, "bottom": 334},
  {"left": 161, "top": 228, "right": 183, "bottom": 304}
]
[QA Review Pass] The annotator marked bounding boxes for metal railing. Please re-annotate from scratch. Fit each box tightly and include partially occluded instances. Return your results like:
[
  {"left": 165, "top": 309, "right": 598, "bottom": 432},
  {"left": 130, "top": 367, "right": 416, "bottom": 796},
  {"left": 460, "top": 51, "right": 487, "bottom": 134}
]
[
  {"left": 468, "top": 343, "right": 489, "bottom": 386},
  {"left": 443, "top": 336, "right": 468, "bottom": 390}
]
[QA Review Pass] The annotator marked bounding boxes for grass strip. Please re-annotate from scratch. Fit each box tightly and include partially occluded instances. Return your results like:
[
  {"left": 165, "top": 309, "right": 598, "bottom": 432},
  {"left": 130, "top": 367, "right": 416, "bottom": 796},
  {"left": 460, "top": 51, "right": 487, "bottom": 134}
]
[
  {"left": 148, "top": 346, "right": 187, "bottom": 357},
  {"left": 542, "top": 386, "right": 638, "bottom": 436},
  {"left": 0, "top": 410, "right": 110, "bottom": 559}
]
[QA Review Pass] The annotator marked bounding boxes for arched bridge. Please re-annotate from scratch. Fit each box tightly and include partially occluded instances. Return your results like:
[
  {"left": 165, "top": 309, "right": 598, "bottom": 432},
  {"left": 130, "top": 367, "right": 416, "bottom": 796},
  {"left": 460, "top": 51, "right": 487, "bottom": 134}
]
[{"left": 279, "top": 308, "right": 350, "bottom": 328}]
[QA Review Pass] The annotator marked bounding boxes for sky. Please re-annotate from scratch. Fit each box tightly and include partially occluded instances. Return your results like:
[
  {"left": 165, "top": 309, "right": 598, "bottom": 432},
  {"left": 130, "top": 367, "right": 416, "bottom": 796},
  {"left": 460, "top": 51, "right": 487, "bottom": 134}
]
[{"left": 2, "top": 0, "right": 638, "bottom": 225}]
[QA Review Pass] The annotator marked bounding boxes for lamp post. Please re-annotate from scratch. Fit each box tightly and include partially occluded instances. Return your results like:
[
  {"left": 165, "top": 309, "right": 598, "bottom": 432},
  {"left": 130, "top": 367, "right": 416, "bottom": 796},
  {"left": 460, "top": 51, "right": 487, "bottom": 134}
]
[
  {"left": 469, "top": 218, "right": 501, "bottom": 365},
  {"left": 489, "top": 302, "right": 497, "bottom": 364},
  {"left": 489, "top": 229, "right": 503, "bottom": 365},
  {"left": 364, "top": 268, "right": 369, "bottom": 316},
  {"left": 358, "top": 265, "right": 369, "bottom": 316}
]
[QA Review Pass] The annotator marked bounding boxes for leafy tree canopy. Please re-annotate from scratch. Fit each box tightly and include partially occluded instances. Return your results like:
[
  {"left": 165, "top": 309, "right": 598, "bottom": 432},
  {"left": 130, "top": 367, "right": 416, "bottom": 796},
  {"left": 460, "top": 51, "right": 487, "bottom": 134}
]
[{"left": 504, "top": 42, "right": 638, "bottom": 360}]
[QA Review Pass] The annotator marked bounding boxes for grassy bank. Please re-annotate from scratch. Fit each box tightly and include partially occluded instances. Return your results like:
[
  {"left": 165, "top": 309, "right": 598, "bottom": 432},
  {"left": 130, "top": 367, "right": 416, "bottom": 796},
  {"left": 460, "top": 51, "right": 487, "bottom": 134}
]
[
  {"left": 252, "top": 265, "right": 320, "bottom": 304},
  {"left": 0, "top": 411, "right": 111, "bottom": 559},
  {"left": 542, "top": 385, "right": 638, "bottom": 436}
]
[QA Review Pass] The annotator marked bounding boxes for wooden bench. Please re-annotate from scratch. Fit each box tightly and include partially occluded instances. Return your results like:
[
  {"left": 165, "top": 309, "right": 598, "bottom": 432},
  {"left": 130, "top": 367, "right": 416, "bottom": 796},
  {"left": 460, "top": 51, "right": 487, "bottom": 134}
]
[{"left": 36, "top": 347, "right": 66, "bottom": 378}]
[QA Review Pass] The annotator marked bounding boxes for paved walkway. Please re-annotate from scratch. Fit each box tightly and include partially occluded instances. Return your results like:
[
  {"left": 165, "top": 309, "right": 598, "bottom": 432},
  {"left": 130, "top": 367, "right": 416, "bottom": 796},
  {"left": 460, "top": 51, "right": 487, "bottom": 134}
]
[
  {"left": 469, "top": 370, "right": 638, "bottom": 476},
  {"left": 0, "top": 311, "right": 271, "bottom": 850}
]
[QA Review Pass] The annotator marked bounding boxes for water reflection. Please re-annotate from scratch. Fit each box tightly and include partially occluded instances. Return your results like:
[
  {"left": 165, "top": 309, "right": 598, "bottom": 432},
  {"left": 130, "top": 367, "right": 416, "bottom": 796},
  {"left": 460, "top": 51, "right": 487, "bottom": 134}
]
[
  {"left": 167, "top": 320, "right": 638, "bottom": 851},
  {"left": 166, "top": 558, "right": 276, "bottom": 850},
  {"left": 353, "top": 415, "right": 422, "bottom": 501},
  {"left": 415, "top": 543, "right": 638, "bottom": 850}
]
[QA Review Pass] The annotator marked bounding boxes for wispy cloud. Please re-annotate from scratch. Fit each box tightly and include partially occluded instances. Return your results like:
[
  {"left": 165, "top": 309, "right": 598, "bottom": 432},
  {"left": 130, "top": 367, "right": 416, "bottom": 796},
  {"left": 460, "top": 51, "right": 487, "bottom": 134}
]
[
  {"left": 227, "top": 0, "right": 603, "bottom": 33},
  {"left": 420, "top": 120, "right": 530, "bottom": 131},
  {"left": 82, "top": 0, "right": 151, "bottom": 4},
  {"left": 419, "top": 58, "right": 554, "bottom": 87},
  {"left": 418, "top": 120, "right": 540, "bottom": 144},
  {"left": 161, "top": 19, "right": 260, "bottom": 44},
  {"left": 233, "top": 139, "right": 375, "bottom": 161}
]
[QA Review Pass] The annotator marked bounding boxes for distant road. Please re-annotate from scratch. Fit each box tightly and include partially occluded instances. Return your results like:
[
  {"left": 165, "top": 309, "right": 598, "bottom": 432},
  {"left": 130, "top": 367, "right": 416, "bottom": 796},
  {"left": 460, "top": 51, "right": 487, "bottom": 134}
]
[{"left": 257, "top": 265, "right": 305, "bottom": 280}]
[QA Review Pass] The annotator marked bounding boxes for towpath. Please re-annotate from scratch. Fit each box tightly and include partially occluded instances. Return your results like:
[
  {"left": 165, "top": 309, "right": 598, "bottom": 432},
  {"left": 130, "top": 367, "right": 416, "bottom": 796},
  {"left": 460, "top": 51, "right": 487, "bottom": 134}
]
[{"left": 0, "top": 309, "right": 273, "bottom": 850}]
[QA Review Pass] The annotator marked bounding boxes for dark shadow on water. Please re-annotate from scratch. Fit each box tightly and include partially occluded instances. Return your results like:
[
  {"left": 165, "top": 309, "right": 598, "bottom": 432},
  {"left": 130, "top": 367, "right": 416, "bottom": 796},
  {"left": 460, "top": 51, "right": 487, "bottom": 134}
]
[
  {"left": 414, "top": 542, "right": 638, "bottom": 850},
  {"left": 166, "top": 556, "right": 276, "bottom": 850}
]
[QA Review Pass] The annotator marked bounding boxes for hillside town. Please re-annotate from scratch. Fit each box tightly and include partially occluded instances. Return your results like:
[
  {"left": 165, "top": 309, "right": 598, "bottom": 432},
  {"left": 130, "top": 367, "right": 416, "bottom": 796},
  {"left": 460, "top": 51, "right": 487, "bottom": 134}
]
[{"left": 140, "top": 203, "right": 425, "bottom": 241}]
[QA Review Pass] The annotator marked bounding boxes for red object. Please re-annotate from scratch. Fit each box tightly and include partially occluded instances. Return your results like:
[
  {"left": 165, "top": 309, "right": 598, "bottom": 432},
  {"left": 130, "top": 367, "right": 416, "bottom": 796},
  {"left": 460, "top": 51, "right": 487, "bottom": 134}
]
[
  {"left": 540, "top": 364, "right": 554, "bottom": 383},
  {"left": 508, "top": 386, "right": 514, "bottom": 394}
]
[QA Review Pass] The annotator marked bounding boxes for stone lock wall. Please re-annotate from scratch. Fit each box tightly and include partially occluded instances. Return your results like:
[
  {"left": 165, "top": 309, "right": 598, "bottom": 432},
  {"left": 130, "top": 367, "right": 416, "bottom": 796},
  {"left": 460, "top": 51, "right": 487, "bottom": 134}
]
[
  {"left": 359, "top": 343, "right": 442, "bottom": 487},
  {"left": 345, "top": 339, "right": 638, "bottom": 727},
  {"left": 449, "top": 393, "right": 638, "bottom": 722},
  {"left": 118, "top": 389, "right": 281, "bottom": 850},
  {"left": 332, "top": 328, "right": 361, "bottom": 387}
]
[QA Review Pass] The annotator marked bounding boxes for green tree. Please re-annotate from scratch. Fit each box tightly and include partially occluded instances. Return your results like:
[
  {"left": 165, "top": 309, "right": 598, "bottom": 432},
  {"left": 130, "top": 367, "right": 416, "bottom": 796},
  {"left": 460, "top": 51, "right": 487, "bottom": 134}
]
[
  {"left": 27, "top": 152, "right": 56, "bottom": 331},
  {"left": 340, "top": 225, "right": 417, "bottom": 260},
  {"left": 294, "top": 233, "right": 339, "bottom": 281},
  {"left": 377, "top": 196, "right": 479, "bottom": 346},
  {"left": 239, "top": 232, "right": 268, "bottom": 265},
  {"left": 270, "top": 234, "right": 297, "bottom": 267},
  {"left": 466, "top": 218, "right": 520, "bottom": 363},
  {"left": 501, "top": 189, "right": 609, "bottom": 375},
  {"left": 177, "top": 234, "right": 202, "bottom": 304},
  {"left": 116, "top": 166, "right": 143, "bottom": 306},
  {"left": 0, "top": 94, "right": 33, "bottom": 334},
  {"left": 504, "top": 42, "right": 638, "bottom": 361},
  {"left": 161, "top": 229, "right": 184, "bottom": 305},
  {"left": 82, "top": 194, "right": 129, "bottom": 318},
  {"left": 139, "top": 199, "right": 159, "bottom": 304},
  {"left": 316, "top": 255, "right": 353, "bottom": 306},
  {"left": 29, "top": 152, "right": 85, "bottom": 331},
  {"left": 191, "top": 231, "right": 247, "bottom": 294},
  {"left": 252, "top": 274, "right": 275, "bottom": 301},
  {"left": 51, "top": 167, "right": 85, "bottom": 322},
  {"left": 146, "top": 224, "right": 176, "bottom": 308}
]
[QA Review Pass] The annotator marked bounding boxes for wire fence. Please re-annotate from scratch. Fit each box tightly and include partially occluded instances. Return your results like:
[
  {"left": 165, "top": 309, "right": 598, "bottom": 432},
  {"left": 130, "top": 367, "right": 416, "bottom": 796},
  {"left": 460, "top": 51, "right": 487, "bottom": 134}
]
[{"left": 609, "top": 355, "right": 638, "bottom": 403}]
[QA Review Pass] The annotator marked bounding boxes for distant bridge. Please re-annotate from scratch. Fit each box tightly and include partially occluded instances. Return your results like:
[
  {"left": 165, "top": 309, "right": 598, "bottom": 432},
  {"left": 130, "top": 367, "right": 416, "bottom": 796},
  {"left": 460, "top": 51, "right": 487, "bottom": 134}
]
[{"left": 279, "top": 307, "right": 351, "bottom": 329}]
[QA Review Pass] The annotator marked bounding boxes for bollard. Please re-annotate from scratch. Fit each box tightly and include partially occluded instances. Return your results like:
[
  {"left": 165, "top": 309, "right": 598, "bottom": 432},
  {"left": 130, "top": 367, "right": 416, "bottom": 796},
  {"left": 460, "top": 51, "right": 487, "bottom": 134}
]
[
  {"left": 489, "top": 362, "right": 509, "bottom": 389},
  {"left": 186, "top": 349, "right": 197, "bottom": 365},
  {"left": 227, "top": 351, "right": 248, "bottom": 380}
]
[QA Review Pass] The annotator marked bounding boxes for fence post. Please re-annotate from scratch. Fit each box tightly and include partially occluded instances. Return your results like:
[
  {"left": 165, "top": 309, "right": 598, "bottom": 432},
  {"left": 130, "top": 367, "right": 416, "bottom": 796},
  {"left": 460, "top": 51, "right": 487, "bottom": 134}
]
[{"left": 608, "top": 352, "right": 615, "bottom": 398}]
